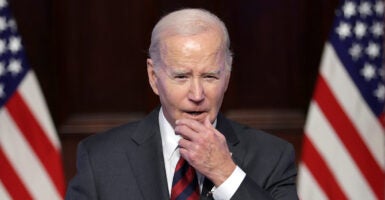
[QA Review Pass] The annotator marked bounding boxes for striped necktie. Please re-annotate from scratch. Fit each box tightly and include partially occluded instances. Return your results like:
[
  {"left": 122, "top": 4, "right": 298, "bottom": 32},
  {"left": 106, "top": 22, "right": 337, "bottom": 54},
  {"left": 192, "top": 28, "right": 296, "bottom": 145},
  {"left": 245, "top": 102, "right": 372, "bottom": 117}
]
[{"left": 171, "top": 157, "right": 200, "bottom": 200}]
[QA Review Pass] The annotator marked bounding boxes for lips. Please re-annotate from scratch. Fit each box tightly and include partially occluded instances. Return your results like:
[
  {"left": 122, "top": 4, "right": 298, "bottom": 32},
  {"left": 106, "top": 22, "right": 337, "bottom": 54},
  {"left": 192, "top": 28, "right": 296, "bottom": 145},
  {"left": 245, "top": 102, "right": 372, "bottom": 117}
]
[
  {"left": 183, "top": 110, "right": 207, "bottom": 121},
  {"left": 186, "top": 111, "right": 203, "bottom": 115}
]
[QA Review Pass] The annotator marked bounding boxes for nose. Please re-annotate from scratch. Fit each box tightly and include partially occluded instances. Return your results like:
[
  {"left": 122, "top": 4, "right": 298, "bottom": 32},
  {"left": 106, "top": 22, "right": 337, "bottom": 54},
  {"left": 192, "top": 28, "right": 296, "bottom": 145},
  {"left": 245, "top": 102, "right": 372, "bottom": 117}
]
[{"left": 188, "top": 78, "right": 205, "bottom": 103}]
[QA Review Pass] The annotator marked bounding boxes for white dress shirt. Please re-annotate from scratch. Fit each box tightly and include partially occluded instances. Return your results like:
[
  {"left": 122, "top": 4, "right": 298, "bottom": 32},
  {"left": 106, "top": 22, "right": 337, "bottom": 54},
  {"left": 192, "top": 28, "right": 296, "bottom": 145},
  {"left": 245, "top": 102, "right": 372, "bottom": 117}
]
[{"left": 158, "top": 108, "right": 246, "bottom": 200}]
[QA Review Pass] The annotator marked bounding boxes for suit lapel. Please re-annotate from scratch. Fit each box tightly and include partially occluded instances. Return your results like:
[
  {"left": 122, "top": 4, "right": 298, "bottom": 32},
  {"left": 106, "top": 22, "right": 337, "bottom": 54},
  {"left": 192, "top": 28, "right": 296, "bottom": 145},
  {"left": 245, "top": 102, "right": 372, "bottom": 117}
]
[
  {"left": 126, "top": 108, "right": 169, "bottom": 200},
  {"left": 216, "top": 113, "right": 245, "bottom": 166},
  {"left": 201, "top": 178, "right": 215, "bottom": 199},
  {"left": 124, "top": 111, "right": 244, "bottom": 200}
]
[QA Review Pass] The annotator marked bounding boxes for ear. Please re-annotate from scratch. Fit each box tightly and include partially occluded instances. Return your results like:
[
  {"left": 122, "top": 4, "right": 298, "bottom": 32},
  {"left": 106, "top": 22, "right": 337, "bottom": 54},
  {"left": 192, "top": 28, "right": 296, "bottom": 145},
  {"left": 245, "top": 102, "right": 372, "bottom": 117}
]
[
  {"left": 224, "top": 70, "right": 231, "bottom": 92},
  {"left": 147, "top": 59, "right": 159, "bottom": 95}
]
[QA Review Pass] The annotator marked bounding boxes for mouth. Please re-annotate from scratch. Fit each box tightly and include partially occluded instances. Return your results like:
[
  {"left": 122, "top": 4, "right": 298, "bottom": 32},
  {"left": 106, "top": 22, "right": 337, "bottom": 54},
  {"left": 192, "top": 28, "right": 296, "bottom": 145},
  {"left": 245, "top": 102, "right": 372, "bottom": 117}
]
[
  {"left": 183, "top": 110, "right": 208, "bottom": 120},
  {"left": 186, "top": 111, "right": 204, "bottom": 115}
]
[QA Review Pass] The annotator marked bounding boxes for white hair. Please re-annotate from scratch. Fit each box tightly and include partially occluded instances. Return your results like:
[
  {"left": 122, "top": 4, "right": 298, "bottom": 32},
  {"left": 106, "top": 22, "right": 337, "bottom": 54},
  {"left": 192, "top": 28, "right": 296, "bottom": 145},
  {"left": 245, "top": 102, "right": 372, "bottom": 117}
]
[{"left": 148, "top": 8, "right": 233, "bottom": 71}]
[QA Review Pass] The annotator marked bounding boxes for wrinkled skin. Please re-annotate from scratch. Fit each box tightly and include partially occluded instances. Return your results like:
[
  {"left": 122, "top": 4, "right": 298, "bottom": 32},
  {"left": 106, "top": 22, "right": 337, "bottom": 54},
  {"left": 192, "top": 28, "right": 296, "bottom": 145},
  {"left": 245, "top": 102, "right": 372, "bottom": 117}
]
[{"left": 147, "top": 29, "right": 235, "bottom": 186}]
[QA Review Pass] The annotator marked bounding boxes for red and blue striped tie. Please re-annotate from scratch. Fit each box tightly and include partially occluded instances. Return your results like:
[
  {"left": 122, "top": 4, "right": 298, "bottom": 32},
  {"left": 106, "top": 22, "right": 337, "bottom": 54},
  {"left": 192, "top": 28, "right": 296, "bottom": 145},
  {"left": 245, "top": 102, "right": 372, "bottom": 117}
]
[{"left": 171, "top": 157, "right": 200, "bottom": 200}]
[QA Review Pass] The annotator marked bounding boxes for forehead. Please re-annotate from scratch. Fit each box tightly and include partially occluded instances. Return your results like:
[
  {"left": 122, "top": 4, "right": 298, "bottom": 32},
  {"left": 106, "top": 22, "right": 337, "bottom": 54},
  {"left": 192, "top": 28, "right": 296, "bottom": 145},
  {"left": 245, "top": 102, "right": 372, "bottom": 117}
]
[{"left": 159, "top": 30, "right": 224, "bottom": 70}]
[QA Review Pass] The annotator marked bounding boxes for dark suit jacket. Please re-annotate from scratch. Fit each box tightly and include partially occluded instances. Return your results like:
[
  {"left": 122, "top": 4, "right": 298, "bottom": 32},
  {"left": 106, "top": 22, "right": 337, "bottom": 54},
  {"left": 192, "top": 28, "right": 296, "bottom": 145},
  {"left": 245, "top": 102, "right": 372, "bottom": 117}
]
[{"left": 65, "top": 108, "right": 298, "bottom": 200}]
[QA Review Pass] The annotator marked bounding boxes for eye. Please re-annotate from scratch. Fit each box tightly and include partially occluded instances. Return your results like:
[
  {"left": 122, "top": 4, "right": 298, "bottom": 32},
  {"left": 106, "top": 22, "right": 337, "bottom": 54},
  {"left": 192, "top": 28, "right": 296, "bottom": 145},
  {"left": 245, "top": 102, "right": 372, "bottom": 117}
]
[
  {"left": 173, "top": 74, "right": 190, "bottom": 81},
  {"left": 204, "top": 75, "right": 219, "bottom": 80},
  {"left": 174, "top": 75, "right": 188, "bottom": 79}
]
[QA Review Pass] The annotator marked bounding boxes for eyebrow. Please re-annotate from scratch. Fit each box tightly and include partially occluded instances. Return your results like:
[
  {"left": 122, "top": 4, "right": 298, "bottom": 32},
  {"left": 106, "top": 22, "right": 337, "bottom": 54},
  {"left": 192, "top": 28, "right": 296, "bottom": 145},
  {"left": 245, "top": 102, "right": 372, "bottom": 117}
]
[
  {"left": 163, "top": 66, "right": 224, "bottom": 76},
  {"left": 170, "top": 69, "right": 222, "bottom": 77},
  {"left": 203, "top": 69, "right": 221, "bottom": 75},
  {"left": 169, "top": 69, "right": 191, "bottom": 76}
]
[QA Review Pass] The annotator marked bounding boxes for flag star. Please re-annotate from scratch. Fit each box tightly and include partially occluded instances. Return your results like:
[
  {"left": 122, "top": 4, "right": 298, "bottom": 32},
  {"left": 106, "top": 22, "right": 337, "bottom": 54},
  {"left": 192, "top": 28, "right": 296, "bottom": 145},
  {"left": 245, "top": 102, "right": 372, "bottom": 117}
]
[
  {"left": 9, "top": 36, "right": 21, "bottom": 53},
  {"left": 366, "top": 42, "right": 380, "bottom": 59},
  {"left": 374, "top": 84, "right": 385, "bottom": 101},
  {"left": 8, "top": 59, "right": 22, "bottom": 75},
  {"left": 371, "top": 22, "right": 383, "bottom": 37},
  {"left": 0, "top": 0, "right": 7, "bottom": 9},
  {"left": 379, "top": 68, "right": 385, "bottom": 80},
  {"left": 349, "top": 43, "right": 362, "bottom": 60},
  {"left": 0, "top": 62, "right": 5, "bottom": 76},
  {"left": 0, "top": 17, "right": 7, "bottom": 32},
  {"left": 0, "top": 39, "right": 6, "bottom": 55},
  {"left": 358, "top": 1, "right": 373, "bottom": 16},
  {"left": 374, "top": 1, "right": 384, "bottom": 15},
  {"left": 360, "top": 63, "right": 376, "bottom": 81},
  {"left": 354, "top": 21, "right": 367, "bottom": 38},
  {"left": 0, "top": 84, "right": 5, "bottom": 98},
  {"left": 336, "top": 22, "right": 351, "bottom": 39},
  {"left": 343, "top": 1, "right": 357, "bottom": 18},
  {"left": 8, "top": 19, "right": 17, "bottom": 32}
]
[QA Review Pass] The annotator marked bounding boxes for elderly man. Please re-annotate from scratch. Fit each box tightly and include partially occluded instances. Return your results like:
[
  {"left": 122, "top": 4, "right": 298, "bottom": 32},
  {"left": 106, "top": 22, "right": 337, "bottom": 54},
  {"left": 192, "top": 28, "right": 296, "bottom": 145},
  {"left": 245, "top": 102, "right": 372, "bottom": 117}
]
[{"left": 66, "top": 8, "right": 298, "bottom": 200}]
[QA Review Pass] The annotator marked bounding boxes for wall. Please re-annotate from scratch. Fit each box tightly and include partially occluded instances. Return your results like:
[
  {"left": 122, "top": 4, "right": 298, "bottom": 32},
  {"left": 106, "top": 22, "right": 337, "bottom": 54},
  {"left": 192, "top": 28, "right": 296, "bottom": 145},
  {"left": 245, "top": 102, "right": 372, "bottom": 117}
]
[{"left": 10, "top": 0, "right": 338, "bottom": 182}]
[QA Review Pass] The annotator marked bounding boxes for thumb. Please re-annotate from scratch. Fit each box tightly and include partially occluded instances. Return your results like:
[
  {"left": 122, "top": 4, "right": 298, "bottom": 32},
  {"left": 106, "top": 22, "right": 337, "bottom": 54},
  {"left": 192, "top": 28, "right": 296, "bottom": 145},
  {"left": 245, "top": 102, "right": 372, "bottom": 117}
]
[{"left": 204, "top": 115, "right": 212, "bottom": 128}]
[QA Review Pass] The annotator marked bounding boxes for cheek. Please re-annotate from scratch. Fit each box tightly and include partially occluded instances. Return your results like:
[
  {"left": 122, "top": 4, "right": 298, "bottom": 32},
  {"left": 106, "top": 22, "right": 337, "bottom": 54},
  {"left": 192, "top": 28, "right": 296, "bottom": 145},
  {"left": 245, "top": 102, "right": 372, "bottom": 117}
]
[
  {"left": 206, "top": 83, "right": 227, "bottom": 100},
  {"left": 158, "top": 82, "right": 187, "bottom": 105}
]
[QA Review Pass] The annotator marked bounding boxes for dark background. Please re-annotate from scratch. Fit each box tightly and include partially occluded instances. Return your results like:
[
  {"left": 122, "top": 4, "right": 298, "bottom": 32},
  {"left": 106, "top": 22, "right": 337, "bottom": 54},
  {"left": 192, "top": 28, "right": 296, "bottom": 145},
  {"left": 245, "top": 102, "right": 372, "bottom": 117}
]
[{"left": 10, "top": 0, "right": 338, "bottom": 183}]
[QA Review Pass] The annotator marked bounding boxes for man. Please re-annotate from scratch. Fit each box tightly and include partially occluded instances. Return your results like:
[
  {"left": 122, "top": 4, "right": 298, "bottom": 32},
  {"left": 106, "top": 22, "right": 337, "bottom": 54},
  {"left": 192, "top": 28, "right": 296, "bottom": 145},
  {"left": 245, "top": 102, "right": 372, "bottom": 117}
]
[{"left": 66, "top": 8, "right": 298, "bottom": 200}]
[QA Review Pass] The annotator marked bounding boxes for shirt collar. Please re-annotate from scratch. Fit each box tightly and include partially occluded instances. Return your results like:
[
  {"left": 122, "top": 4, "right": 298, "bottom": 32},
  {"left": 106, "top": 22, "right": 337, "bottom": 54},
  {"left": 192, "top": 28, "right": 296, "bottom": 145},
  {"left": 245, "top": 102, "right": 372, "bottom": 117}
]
[{"left": 159, "top": 108, "right": 180, "bottom": 161}]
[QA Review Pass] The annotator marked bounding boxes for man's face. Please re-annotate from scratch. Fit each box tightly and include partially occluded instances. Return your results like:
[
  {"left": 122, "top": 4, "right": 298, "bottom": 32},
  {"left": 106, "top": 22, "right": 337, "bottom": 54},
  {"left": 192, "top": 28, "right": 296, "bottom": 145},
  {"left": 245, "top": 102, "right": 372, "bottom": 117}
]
[{"left": 147, "top": 30, "right": 230, "bottom": 128}]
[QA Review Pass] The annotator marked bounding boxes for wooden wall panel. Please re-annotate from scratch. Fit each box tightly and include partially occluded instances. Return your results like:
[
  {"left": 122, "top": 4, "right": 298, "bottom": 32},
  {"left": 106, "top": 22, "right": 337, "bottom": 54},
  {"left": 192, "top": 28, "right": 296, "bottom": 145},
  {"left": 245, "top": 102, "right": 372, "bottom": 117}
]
[{"left": 10, "top": 0, "right": 338, "bottom": 183}]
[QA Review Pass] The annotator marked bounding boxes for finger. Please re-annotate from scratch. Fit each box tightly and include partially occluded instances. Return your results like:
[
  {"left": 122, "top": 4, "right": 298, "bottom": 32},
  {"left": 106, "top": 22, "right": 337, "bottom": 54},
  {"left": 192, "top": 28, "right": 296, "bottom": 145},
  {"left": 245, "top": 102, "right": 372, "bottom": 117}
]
[
  {"left": 203, "top": 116, "right": 223, "bottom": 138},
  {"left": 178, "top": 147, "right": 192, "bottom": 163},
  {"left": 177, "top": 137, "right": 193, "bottom": 150},
  {"left": 178, "top": 139, "right": 200, "bottom": 166},
  {"left": 203, "top": 115, "right": 213, "bottom": 129},
  {"left": 176, "top": 118, "right": 209, "bottom": 133},
  {"left": 174, "top": 124, "right": 199, "bottom": 141},
  {"left": 178, "top": 138, "right": 198, "bottom": 161}
]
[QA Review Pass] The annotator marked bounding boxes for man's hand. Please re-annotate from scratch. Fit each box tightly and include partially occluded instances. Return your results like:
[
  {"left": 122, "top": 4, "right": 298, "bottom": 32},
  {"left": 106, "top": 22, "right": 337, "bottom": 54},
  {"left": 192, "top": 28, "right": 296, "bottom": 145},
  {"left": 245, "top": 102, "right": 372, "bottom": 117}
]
[{"left": 175, "top": 116, "right": 236, "bottom": 186}]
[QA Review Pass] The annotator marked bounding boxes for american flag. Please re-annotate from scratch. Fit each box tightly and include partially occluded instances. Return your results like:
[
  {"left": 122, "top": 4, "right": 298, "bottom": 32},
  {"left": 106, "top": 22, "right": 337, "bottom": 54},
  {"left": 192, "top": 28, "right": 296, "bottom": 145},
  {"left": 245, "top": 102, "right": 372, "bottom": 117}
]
[
  {"left": 298, "top": 0, "right": 385, "bottom": 199},
  {"left": 0, "top": 0, "right": 65, "bottom": 199}
]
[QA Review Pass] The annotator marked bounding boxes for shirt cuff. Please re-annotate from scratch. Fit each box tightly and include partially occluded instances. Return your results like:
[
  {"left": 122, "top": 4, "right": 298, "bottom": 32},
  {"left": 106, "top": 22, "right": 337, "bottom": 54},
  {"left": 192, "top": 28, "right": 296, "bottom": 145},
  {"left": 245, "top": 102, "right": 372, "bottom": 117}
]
[{"left": 212, "top": 166, "right": 246, "bottom": 200}]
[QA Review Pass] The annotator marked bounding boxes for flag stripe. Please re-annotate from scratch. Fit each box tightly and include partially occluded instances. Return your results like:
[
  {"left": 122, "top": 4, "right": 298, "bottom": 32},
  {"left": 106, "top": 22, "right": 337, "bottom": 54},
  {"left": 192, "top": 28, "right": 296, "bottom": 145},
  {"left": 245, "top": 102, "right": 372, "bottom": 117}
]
[
  {"left": 301, "top": 136, "right": 348, "bottom": 200},
  {"left": 0, "top": 108, "right": 62, "bottom": 200},
  {"left": 305, "top": 102, "right": 376, "bottom": 199},
  {"left": 320, "top": 43, "right": 385, "bottom": 168},
  {"left": 19, "top": 71, "right": 61, "bottom": 149},
  {"left": 5, "top": 91, "right": 65, "bottom": 197},
  {"left": 0, "top": 2, "right": 65, "bottom": 198},
  {"left": 297, "top": 164, "right": 328, "bottom": 200},
  {"left": 298, "top": 1, "right": 385, "bottom": 199},
  {"left": 0, "top": 179, "right": 12, "bottom": 200},
  {"left": 0, "top": 147, "right": 33, "bottom": 200},
  {"left": 315, "top": 75, "right": 384, "bottom": 199}
]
